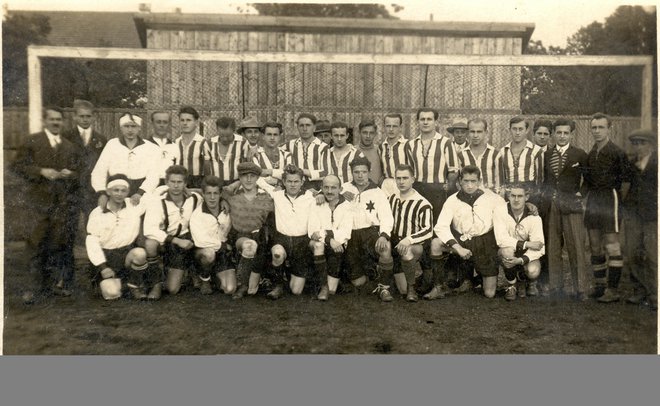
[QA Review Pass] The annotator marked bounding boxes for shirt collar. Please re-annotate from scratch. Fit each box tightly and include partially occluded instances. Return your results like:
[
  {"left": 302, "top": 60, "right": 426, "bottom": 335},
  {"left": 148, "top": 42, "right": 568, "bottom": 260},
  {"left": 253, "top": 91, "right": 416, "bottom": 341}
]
[
  {"left": 556, "top": 144, "right": 570, "bottom": 155},
  {"left": 504, "top": 140, "right": 535, "bottom": 150},
  {"left": 457, "top": 189, "right": 484, "bottom": 206},
  {"left": 164, "top": 190, "right": 194, "bottom": 202},
  {"left": 177, "top": 133, "right": 205, "bottom": 144},
  {"left": 350, "top": 179, "right": 379, "bottom": 192},
  {"left": 464, "top": 144, "right": 494, "bottom": 153},
  {"left": 508, "top": 203, "right": 530, "bottom": 222},
  {"left": 146, "top": 136, "right": 173, "bottom": 145},
  {"left": 102, "top": 200, "right": 127, "bottom": 213},
  {"left": 382, "top": 136, "right": 406, "bottom": 146},
  {"left": 414, "top": 131, "right": 444, "bottom": 141},
  {"left": 330, "top": 144, "right": 356, "bottom": 153},
  {"left": 119, "top": 136, "right": 145, "bottom": 148}
]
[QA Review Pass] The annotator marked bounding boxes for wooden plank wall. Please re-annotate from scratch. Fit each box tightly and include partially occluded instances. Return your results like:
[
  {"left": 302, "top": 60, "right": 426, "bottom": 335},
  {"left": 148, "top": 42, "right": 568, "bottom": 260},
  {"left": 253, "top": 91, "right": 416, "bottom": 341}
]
[
  {"left": 145, "top": 29, "right": 523, "bottom": 140},
  {"left": 3, "top": 106, "right": 646, "bottom": 158}
]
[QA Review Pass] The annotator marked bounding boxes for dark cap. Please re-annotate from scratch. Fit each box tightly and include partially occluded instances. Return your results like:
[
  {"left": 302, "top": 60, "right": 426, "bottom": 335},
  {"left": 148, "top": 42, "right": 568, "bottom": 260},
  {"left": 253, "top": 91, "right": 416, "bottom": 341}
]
[
  {"left": 628, "top": 128, "right": 656, "bottom": 143},
  {"left": 237, "top": 162, "right": 262, "bottom": 176},
  {"left": 237, "top": 116, "right": 262, "bottom": 134},
  {"left": 314, "top": 120, "right": 331, "bottom": 134}
]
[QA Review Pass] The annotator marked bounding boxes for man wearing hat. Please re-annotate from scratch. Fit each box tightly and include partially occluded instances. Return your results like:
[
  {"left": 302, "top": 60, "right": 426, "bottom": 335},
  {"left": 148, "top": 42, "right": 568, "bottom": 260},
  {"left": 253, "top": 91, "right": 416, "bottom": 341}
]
[
  {"left": 223, "top": 161, "right": 275, "bottom": 299},
  {"left": 92, "top": 112, "right": 160, "bottom": 208},
  {"left": 314, "top": 119, "right": 333, "bottom": 146},
  {"left": 86, "top": 174, "right": 149, "bottom": 300},
  {"left": 237, "top": 116, "right": 263, "bottom": 162},
  {"left": 13, "top": 106, "right": 81, "bottom": 303},
  {"left": 447, "top": 118, "right": 469, "bottom": 154},
  {"left": 623, "top": 128, "right": 657, "bottom": 310}
]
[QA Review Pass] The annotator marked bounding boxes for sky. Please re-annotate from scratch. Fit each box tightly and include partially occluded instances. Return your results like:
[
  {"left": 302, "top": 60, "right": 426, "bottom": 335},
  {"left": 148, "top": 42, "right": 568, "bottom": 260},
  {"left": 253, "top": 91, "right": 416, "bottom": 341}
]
[{"left": 2, "top": 0, "right": 656, "bottom": 47}]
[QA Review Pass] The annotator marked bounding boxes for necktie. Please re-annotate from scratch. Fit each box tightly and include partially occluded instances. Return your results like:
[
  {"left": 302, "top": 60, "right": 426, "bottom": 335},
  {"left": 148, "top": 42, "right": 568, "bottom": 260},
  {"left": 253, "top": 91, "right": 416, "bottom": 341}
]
[{"left": 549, "top": 148, "right": 561, "bottom": 177}]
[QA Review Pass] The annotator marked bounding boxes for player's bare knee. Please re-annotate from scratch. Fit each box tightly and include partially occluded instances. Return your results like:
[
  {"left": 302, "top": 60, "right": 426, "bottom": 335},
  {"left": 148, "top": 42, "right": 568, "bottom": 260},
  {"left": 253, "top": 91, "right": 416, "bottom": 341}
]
[
  {"left": 498, "top": 247, "right": 515, "bottom": 259},
  {"left": 128, "top": 248, "right": 147, "bottom": 265},
  {"left": 526, "top": 261, "right": 541, "bottom": 280},
  {"left": 242, "top": 239, "right": 258, "bottom": 257},
  {"left": 430, "top": 238, "right": 446, "bottom": 256},
  {"left": 271, "top": 244, "right": 287, "bottom": 265},
  {"left": 144, "top": 238, "right": 160, "bottom": 255},
  {"left": 605, "top": 242, "right": 621, "bottom": 256}
]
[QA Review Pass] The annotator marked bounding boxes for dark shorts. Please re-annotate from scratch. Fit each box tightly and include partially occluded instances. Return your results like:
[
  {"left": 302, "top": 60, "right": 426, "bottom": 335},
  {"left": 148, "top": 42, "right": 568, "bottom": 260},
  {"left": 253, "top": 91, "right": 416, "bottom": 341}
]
[
  {"left": 414, "top": 182, "right": 446, "bottom": 222},
  {"left": 346, "top": 226, "right": 381, "bottom": 280},
  {"left": 92, "top": 244, "right": 135, "bottom": 283},
  {"left": 391, "top": 236, "right": 431, "bottom": 273},
  {"left": 227, "top": 228, "right": 268, "bottom": 269},
  {"left": 162, "top": 233, "right": 195, "bottom": 271},
  {"left": 272, "top": 232, "right": 312, "bottom": 278},
  {"left": 456, "top": 229, "right": 499, "bottom": 277},
  {"left": 585, "top": 189, "right": 621, "bottom": 233}
]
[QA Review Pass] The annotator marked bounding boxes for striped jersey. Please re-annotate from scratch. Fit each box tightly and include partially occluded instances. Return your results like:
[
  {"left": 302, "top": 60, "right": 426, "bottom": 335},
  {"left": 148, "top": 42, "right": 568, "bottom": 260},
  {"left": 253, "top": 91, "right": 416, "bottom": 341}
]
[
  {"left": 459, "top": 144, "right": 499, "bottom": 191},
  {"left": 323, "top": 145, "right": 365, "bottom": 183},
  {"left": 388, "top": 189, "right": 434, "bottom": 244},
  {"left": 379, "top": 136, "right": 410, "bottom": 179},
  {"left": 206, "top": 135, "right": 247, "bottom": 183},
  {"left": 252, "top": 147, "right": 293, "bottom": 181},
  {"left": 174, "top": 133, "right": 207, "bottom": 177},
  {"left": 284, "top": 137, "right": 328, "bottom": 181},
  {"left": 408, "top": 132, "right": 460, "bottom": 184},
  {"left": 496, "top": 140, "right": 543, "bottom": 186}
]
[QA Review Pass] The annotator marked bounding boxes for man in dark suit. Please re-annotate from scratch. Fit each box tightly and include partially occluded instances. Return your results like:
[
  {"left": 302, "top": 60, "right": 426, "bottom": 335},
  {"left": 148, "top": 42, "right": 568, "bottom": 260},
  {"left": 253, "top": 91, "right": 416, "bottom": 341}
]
[
  {"left": 62, "top": 99, "right": 106, "bottom": 216},
  {"left": 542, "top": 119, "right": 589, "bottom": 300},
  {"left": 13, "top": 106, "right": 81, "bottom": 303}
]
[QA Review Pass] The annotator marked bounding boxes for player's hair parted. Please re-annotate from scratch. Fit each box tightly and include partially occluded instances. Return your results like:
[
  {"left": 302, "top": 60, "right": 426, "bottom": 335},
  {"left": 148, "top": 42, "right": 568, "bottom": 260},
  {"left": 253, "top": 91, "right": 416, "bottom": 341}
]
[
  {"left": 416, "top": 107, "right": 439, "bottom": 120},
  {"left": 283, "top": 164, "right": 304, "bottom": 181},
  {"left": 384, "top": 113, "right": 403, "bottom": 125},
  {"left": 165, "top": 164, "right": 189, "bottom": 180},
  {"left": 261, "top": 121, "right": 283, "bottom": 135},
  {"left": 297, "top": 113, "right": 317, "bottom": 124},
  {"left": 358, "top": 119, "right": 377, "bottom": 131},
  {"left": 216, "top": 117, "right": 236, "bottom": 130},
  {"left": 395, "top": 164, "right": 415, "bottom": 177},
  {"left": 509, "top": 116, "right": 528, "bottom": 129},
  {"left": 43, "top": 105, "right": 64, "bottom": 118},
  {"left": 506, "top": 182, "right": 530, "bottom": 195},
  {"left": 459, "top": 164, "right": 482, "bottom": 180},
  {"left": 201, "top": 175, "right": 223, "bottom": 191},
  {"left": 331, "top": 121, "right": 349, "bottom": 132},
  {"left": 553, "top": 118, "right": 575, "bottom": 132},
  {"left": 178, "top": 105, "right": 200, "bottom": 119},
  {"left": 73, "top": 99, "right": 95, "bottom": 112},
  {"left": 533, "top": 119, "right": 554, "bottom": 133},
  {"left": 150, "top": 110, "right": 171, "bottom": 121},
  {"left": 590, "top": 112, "right": 612, "bottom": 128},
  {"left": 468, "top": 118, "right": 488, "bottom": 131}
]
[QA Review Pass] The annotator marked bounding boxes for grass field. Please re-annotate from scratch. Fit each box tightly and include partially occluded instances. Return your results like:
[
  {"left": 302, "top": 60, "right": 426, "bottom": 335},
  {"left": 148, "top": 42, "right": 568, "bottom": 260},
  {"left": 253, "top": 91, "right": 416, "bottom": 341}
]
[{"left": 3, "top": 241, "right": 656, "bottom": 355}]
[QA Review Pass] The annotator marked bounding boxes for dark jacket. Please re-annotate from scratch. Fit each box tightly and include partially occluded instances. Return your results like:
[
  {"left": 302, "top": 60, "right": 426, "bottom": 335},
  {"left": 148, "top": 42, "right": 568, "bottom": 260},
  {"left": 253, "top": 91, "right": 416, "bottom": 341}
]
[
  {"left": 13, "top": 131, "right": 80, "bottom": 214},
  {"left": 541, "top": 145, "right": 588, "bottom": 214},
  {"left": 625, "top": 151, "right": 657, "bottom": 222},
  {"left": 62, "top": 127, "right": 106, "bottom": 199}
]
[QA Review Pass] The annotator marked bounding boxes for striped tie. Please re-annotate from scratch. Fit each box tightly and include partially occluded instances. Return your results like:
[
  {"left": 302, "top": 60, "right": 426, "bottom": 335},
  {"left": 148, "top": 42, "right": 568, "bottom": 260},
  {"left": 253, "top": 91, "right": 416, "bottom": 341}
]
[{"left": 549, "top": 148, "right": 561, "bottom": 177}]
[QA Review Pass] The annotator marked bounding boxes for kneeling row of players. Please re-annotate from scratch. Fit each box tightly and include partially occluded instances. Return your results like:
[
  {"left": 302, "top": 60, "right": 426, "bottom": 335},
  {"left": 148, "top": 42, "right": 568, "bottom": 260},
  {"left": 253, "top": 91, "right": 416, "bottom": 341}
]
[{"left": 88, "top": 161, "right": 543, "bottom": 303}]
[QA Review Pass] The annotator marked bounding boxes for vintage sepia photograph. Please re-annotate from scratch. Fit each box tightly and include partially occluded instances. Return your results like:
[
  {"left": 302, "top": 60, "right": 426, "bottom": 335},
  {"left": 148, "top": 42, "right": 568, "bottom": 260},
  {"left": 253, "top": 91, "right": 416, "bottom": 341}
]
[{"left": 1, "top": 0, "right": 657, "bottom": 355}]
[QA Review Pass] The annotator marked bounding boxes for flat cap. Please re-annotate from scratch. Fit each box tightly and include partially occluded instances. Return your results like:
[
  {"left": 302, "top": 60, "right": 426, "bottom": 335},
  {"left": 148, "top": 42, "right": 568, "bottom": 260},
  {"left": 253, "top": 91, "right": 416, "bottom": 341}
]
[
  {"left": 237, "top": 162, "right": 262, "bottom": 176},
  {"left": 628, "top": 128, "right": 656, "bottom": 143}
]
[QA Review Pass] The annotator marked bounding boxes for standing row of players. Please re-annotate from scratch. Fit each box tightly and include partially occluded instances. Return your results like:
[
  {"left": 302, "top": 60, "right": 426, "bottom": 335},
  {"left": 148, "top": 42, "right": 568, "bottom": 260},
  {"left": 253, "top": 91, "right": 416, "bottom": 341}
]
[{"left": 14, "top": 102, "right": 656, "bottom": 309}]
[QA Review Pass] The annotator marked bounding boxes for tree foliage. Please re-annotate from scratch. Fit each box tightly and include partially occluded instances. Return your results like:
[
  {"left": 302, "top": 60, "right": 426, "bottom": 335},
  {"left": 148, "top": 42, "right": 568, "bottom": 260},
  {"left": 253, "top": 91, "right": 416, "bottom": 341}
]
[
  {"left": 2, "top": 12, "right": 147, "bottom": 108},
  {"left": 251, "top": 3, "right": 402, "bottom": 18},
  {"left": 522, "top": 6, "right": 656, "bottom": 116}
]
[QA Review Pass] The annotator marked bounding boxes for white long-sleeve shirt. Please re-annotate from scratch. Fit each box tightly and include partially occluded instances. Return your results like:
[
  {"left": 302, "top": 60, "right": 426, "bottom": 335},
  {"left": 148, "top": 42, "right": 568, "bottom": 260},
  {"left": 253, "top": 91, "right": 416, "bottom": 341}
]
[
  {"left": 91, "top": 137, "right": 161, "bottom": 194},
  {"left": 256, "top": 177, "right": 317, "bottom": 237},
  {"left": 341, "top": 180, "right": 393, "bottom": 237},
  {"left": 144, "top": 190, "right": 202, "bottom": 244},
  {"left": 307, "top": 196, "right": 354, "bottom": 245},
  {"left": 434, "top": 188, "right": 506, "bottom": 247},
  {"left": 85, "top": 198, "right": 146, "bottom": 269},
  {"left": 494, "top": 203, "right": 545, "bottom": 264},
  {"left": 189, "top": 203, "right": 232, "bottom": 251}
]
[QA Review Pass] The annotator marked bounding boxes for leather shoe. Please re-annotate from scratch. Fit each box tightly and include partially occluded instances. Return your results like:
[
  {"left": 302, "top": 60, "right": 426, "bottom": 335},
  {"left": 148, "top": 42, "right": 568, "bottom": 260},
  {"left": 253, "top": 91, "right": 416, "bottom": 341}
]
[
  {"left": 317, "top": 285, "right": 329, "bottom": 301},
  {"left": 423, "top": 284, "right": 446, "bottom": 300},
  {"left": 267, "top": 284, "right": 284, "bottom": 300},
  {"left": 129, "top": 286, "right": 147, "bottom": 300},
  {"left": 232, "top": 285, "right": 248, "bottom": 300},
  {"left": 147, "top": 283, "right": 162, "bottom": 300}
]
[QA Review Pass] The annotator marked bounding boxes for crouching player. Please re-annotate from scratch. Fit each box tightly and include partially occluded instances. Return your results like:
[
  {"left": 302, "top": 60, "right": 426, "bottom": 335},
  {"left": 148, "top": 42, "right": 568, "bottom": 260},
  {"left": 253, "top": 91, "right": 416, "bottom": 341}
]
[
  {"left": 388, "top": 165, "right": 434, "bottom": 302},
  {"left": 431, "top": 165, "right": 506, "bottom": 299},
  {"left": 190, "top": 175, "right": 233, "bottom": 295},
  {"left": 494, "top": 184, "right": 545, "bottom": 301},
  {"left": 85, "top": 174, "right": 148, "bottom": 300},
  {"left": 257, "top": 165, "right": 317, "bottom": 299},
  {"left": 223, "top": 162, "right": 274, "bottom": 299},
  {"left": 342, "top": 156, "right": 395, "bottom": 302},
  {"left": 143, "top": 165, "right": 202, "bottom": 299},
  {"left": 308, "top": 175, "right": 354, "bottom": 301}
]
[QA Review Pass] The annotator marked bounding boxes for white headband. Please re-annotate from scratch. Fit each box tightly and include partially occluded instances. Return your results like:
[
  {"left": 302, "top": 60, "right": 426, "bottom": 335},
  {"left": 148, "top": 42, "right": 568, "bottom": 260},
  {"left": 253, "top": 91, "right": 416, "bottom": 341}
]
[
  {"left": 119, "top": 114, "right": 142, "bottom": 127},
  {"left": 107, "top": 178, "right": 130, "bottom": 189}
]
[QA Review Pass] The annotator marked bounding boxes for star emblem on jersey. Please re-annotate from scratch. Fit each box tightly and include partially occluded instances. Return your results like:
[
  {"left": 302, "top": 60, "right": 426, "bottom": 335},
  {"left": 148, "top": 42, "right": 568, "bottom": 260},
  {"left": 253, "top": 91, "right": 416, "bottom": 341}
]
[{"left": 366, "top": 200, "right": 376, "bottom": 213}]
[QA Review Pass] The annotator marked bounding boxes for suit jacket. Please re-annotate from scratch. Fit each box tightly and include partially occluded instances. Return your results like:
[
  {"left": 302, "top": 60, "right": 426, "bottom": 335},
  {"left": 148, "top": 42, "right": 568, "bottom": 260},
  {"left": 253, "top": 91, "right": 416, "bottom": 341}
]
[
  {"left": 625, "top": 151, "right": 657, "bottom": 222},
  {"left": 62, "top": 127, "right": 106, "bottom": 197},
  {"left": 542, "top": 145, "right": 588, "bottom": 214},
  {"left": 13, "top": 131, "right": 81, "bottom": 214}
]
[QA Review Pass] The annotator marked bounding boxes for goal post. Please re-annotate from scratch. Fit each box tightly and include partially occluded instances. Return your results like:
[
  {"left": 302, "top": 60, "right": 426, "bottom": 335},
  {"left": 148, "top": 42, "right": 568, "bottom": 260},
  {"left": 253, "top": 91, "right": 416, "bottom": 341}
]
[{"left": 27, "top": 44, "right": 654, "bottom": 141}]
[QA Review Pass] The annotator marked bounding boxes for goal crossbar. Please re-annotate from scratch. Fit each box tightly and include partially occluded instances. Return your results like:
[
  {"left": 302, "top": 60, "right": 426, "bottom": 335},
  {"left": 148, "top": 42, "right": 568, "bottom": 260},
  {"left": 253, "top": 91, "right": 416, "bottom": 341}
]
[{"left": 27, "top": 45, "right": 654, "bottom": 132}]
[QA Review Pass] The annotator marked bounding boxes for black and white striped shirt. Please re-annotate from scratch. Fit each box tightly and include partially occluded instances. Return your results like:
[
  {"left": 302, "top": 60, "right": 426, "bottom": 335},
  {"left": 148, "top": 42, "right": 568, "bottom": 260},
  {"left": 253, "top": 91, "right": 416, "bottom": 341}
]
[
  {"left": 496, "top": 140, "right": 542, "bottom": 186},
  {"left": 323, "top": 145, "right": 364, "bottom": 183},
  {"left": 174, "top": 133, "right": 207, "bottom": 177},
  {"left": 206, "top": 135, "right": 246, "bottom": 182},
  {"left": 388, "top": 189, "right": 434, "bottom": 244},
  {"left": 284, "top": 137, "right": 328, "bottom": 181},
  {"left": 252, "top": 147, "right": 293, "bottom": 181},
  {"left": 459, "top": 144, "right": 499, "bottom": 191},
  {"left": 379, "top": 136, "right": 410, "bottom": 179},
  {"left": 408, "top": 132, "right": 460, "bottom": 184}
]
